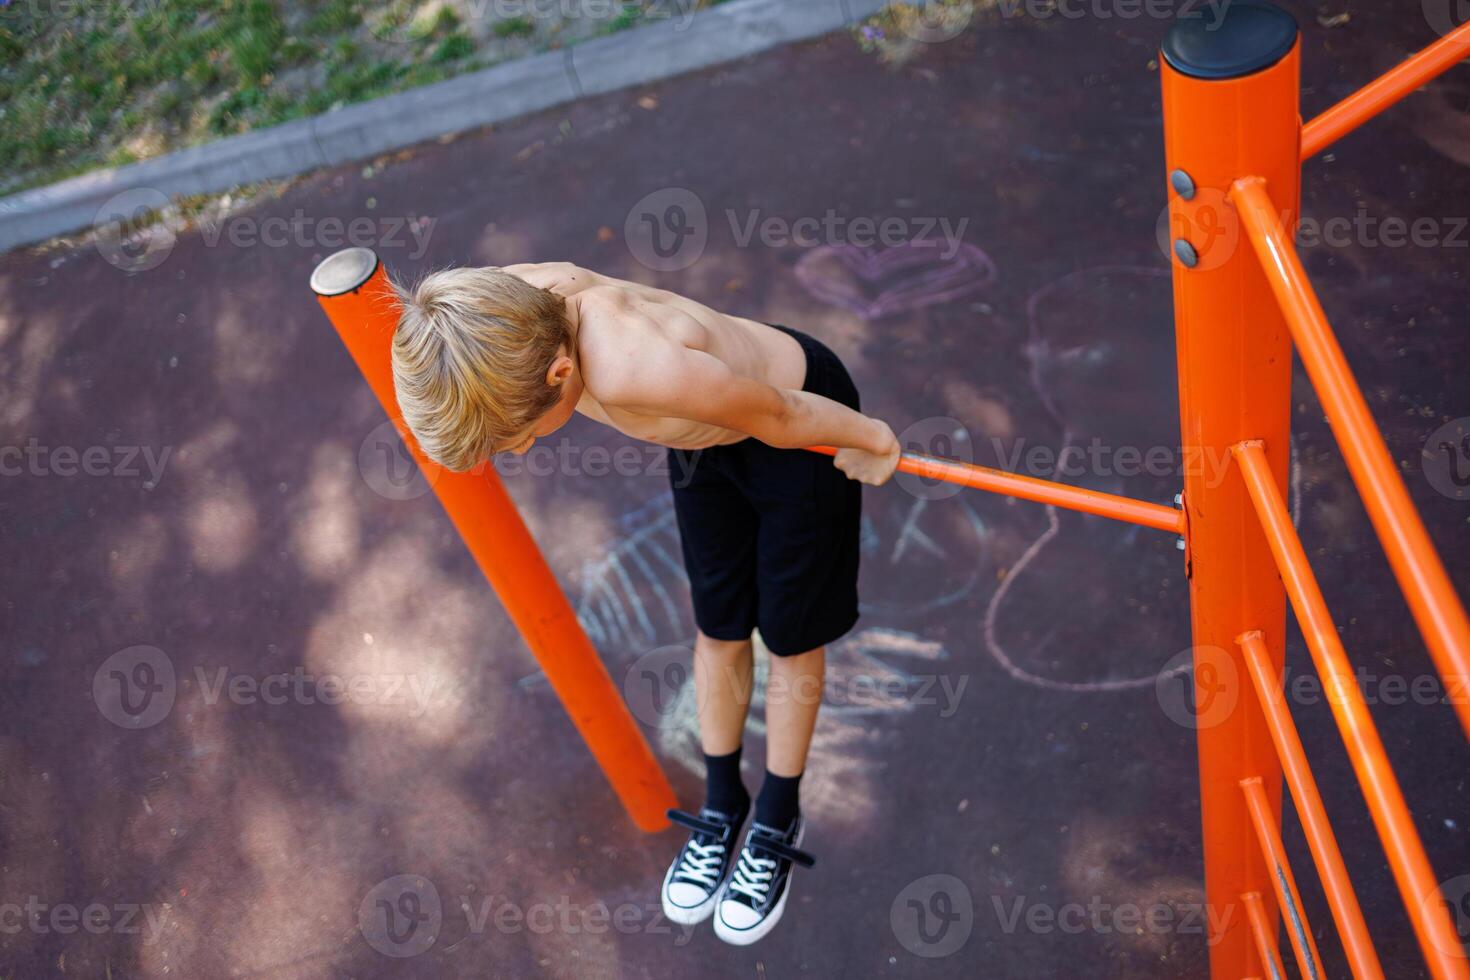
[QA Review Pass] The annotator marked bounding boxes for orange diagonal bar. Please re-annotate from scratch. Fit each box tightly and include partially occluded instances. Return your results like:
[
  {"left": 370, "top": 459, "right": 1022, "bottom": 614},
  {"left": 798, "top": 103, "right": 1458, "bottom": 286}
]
[
  {"left": 1231, "top": 175, "right": 1470, "bottom": 741},
  {"left": 1234, "top": 441, "right": 1470, "bottom": 980},
  {"left": 313, "top": 250, "right": 676, "bottom": 833},
  {"left": 1238, "top": 630, "right": 1384, "bottom": 980},
  {"left": 805, "top": 447, "right": 1182, "bottom": 533},
  {"left": 1302, "top": 21, "right": 1470, "bottom": 159},
  {"left": 1241, "top": 891, "right": 1289, "bottom": 980},
  {"left": 1240, "top": 776, "right": 1326, "bottom": 980}
]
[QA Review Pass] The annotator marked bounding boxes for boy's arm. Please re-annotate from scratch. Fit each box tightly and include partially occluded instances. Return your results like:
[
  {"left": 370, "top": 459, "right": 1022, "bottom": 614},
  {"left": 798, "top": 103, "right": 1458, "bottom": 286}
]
[{"left": 594, "top": 343, "right": 902, "bottom": 484}]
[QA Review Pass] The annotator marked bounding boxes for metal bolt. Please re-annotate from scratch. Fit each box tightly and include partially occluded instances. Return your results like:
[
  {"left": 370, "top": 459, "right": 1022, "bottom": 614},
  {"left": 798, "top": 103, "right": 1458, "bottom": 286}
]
[
  {"left": 1169, "top": 168, "right": 1196, "bottom": 200},
  {"left": 1174, "top": 492, "right": 1184, "bottom": 507},
  {"left": 1174, "top": 239, "right": 1199, "bottom": 268},
  {"left": 1176, "top": 537, "right": 1187, "bottom": 551}
]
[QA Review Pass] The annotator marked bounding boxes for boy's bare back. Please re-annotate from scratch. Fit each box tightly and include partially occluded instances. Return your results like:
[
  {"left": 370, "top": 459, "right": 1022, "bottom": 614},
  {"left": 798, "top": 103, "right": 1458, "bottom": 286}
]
[{"left": 501, "top": 262, "right": 815, "bottom": 451}]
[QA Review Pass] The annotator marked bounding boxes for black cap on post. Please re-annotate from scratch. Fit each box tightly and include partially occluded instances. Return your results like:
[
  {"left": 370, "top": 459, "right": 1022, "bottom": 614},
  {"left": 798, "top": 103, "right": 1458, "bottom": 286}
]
[{"left": 1161, "top": 0, "right": 1298, "bottom": 81}]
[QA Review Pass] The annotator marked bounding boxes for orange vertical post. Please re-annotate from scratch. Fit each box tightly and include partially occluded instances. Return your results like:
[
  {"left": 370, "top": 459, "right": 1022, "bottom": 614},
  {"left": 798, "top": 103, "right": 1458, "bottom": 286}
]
[
  {"left": 310, "top": 247, "right": 676, "bottom": 832},
  {"left": 1160, "top": 4, "right": 1302, "bottom": 975}
]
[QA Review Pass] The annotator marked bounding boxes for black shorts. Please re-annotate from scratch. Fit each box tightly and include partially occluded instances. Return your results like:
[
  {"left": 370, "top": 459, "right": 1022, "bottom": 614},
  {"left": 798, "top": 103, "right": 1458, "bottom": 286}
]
[{"left": 667, "top": 325, "right": 862, "bottom": 657}]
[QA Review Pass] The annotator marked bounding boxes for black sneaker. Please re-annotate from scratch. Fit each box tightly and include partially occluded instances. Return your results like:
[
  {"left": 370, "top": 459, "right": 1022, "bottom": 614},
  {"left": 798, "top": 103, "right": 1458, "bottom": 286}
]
[
  {"left": 713, "top": 815, "right": 815, "bottom": 945},
  {"left": 661, "top": 804, "right": 749, "bottom": 925}
]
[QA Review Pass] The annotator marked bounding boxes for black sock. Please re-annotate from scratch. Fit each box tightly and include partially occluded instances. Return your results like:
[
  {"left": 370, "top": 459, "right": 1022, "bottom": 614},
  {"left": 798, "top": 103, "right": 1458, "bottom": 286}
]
[
  {"left": 703, "top": 747, "right": 749, "bottom": 816},
  {"left": 755, "top": 770, "right": 801, "bottom": 830}
]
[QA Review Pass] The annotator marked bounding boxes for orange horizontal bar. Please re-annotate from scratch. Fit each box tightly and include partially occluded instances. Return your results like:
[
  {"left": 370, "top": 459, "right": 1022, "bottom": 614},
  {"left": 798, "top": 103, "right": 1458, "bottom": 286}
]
[
  {"left": 1239, "top": 631, "right": 1384, "bottom": 980},
  {"left": 1302, "top": 21, "right": 1470, "bottom": 159},
  {"left": 1234, "top": 441, "right": 1470, "bottom": 980},
  {"left": 1241, "top": 776, "right": 1325, "bottom": 980},
  {"left": 805, "top": 446, "right": 1182, "bottom": 533},
  {"left": 1231, "top": 176, "right": 1470, "bottom": 742},
  {"left": 1241, "top": 891, "right": 1288, "bottom": 980}
]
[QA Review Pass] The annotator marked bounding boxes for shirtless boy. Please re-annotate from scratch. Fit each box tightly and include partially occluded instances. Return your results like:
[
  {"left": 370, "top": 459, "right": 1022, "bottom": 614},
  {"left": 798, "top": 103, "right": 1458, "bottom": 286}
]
[{"left": 390, "top": 262, "right": 901, "bottom": 945}]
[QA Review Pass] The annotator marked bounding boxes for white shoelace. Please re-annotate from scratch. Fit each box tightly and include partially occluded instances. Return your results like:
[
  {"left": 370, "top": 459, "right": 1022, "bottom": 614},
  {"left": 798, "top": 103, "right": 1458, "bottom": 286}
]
[
  {"left": 727, "top": 848, "right": 776, "bottom": 903},
  {"left": 674, "top": 840, "right": 727, "bottom": 889}
]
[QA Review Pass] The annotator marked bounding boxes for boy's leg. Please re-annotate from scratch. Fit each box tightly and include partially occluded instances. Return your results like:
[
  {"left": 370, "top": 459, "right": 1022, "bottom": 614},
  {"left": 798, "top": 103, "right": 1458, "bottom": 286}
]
[
  {"left": 763, "top": 645, "right": 823, "bottom": 775},
  {"left": 694, "top": 630, "right": 755, "bottom": 814},
  {"left": 756, "top": 645, "right": 824, "bottom": 828},
  {"left": 659, "top": 631, "right": 755, "bottom": 926},
  {"left": 694, "top": 631, "right": 754, "bottom": 755}
]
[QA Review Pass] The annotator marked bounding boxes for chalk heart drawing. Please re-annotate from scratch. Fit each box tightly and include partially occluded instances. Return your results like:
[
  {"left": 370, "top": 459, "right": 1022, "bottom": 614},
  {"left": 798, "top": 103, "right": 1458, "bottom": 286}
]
[{"left": 794, "top": 241, "right": 997, "bottom": 320}]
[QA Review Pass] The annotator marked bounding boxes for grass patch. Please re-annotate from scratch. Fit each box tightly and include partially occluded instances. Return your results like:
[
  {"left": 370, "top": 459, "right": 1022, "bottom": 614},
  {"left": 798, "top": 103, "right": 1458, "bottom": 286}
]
[
  {"left": 0, "top": 0, "right": 730, "bottom": 196},
  {"left": 493, "top": 15, "right": 535, "bottom": 38}
]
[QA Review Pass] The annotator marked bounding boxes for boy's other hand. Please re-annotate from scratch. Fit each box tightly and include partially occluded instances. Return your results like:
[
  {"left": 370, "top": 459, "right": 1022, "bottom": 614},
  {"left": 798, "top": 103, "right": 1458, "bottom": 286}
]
[{"left": 833, "top": 419, "right": 902, "bottom": 486}]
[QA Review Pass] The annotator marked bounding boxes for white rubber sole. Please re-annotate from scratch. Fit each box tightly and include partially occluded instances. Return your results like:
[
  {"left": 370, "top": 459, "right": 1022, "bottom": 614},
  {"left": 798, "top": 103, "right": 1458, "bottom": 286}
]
[
  {"left": 660, "top": 859, "right": 719, "bottom": 925},
  {"left": 712, "top": 822, "right": 805, "bottom": 946}
]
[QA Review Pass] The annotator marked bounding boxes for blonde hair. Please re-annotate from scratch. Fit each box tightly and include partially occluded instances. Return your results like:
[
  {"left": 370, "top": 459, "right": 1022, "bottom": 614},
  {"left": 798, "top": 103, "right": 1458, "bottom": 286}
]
[{"left": 390, "top": 267, "right": 572, "bottom": 471}]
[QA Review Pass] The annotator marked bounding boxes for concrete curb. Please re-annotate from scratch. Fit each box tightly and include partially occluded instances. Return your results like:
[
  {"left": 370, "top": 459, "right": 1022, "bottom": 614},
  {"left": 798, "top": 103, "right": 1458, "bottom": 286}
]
[{"left": 0, "top": 0, "right": 893, "bottom": 254}]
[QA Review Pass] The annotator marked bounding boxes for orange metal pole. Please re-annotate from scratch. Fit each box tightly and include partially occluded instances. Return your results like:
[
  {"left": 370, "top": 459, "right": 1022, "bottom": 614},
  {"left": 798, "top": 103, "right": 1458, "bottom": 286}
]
[
  {"left": 1160, "top": 6, "right": 1301, "bottom": 974},
  {"left": 1301, "top": 21, "right": 1470, "bottom": 159},
  {"left": 310, "top": 247, "right": 676, "bottom": 832},
  {"left": 1241, "top": 891, "right": 1289, "bottom": 980},
  {"left": 1241, "top": 777, "right": 1326, "bottom": 980},
  {"left": 1231, "top": 176, "right": 1470, "bottom": 741},
  {"left": 1234, "top": 441, "right": 1470, "bottom": 980},
  {"left": 805, "top": 446, "right": 1182, "bottom": 533},
  {"left": 1238, "top": 630, "right": 1385, "bottom": 980}
]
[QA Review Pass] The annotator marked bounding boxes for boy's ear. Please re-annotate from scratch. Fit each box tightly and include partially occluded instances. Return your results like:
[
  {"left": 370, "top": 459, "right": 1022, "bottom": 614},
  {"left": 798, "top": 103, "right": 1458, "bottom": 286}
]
[{"left": 547, "top": 352, "right": 575, "bottom": 386}]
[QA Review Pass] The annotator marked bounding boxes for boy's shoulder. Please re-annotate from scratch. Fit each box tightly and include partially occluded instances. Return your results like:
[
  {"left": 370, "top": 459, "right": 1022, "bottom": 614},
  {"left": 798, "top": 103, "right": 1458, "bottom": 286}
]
[
  {"left": 501, "top": 260, "right": 596, "bottom": 292},
  {"left": 576, "top": 294, "right": 692, "bottom": 407}
]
